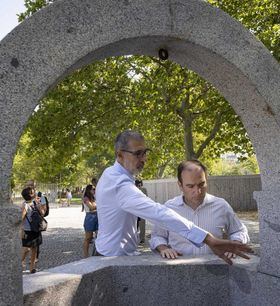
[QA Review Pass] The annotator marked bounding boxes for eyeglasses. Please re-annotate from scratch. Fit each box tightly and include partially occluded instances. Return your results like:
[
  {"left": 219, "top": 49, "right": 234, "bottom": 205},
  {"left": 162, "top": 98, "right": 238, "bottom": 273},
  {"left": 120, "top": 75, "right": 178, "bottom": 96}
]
[{"left": 121, "top": 148, "right": 151, "bottom": 158}]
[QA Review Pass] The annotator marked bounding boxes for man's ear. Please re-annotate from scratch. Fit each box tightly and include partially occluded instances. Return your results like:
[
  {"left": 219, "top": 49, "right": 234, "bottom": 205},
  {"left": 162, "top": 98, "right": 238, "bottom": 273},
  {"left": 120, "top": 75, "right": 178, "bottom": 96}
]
[
  {"left": 177, "top": 180, "right": 183, "bottom": 192},
  {"left": 116, "top": 150, "right": 123, "bottom": 161}
]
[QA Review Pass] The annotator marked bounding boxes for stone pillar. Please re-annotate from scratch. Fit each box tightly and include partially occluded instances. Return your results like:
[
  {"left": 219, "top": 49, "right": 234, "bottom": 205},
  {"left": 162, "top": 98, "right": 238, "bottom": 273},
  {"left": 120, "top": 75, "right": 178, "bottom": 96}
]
[
  {"left": 0, "top": 205, "right": 23, "bottom": 306},
  {"left": 254, "top": 190, "right": 280, "bottom": 277}
]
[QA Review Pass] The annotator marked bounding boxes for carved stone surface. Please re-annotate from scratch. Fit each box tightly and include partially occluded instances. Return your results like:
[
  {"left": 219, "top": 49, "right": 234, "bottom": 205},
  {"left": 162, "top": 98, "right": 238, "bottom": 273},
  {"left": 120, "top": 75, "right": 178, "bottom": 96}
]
[
  {"left": 23, "top": 255, "right": 266, "bottom": 306},
  {"left": 0, "top": 0, "right": 279, "bottom": 203},
  {"left": 254, "top": 190, "right": 280, "bottom": 276},
  {"left": 0, "top": 0, "right": 280, "bottom": 304},
  {"left": 0, "top": 205, "right": 22, "bottom": 306}
]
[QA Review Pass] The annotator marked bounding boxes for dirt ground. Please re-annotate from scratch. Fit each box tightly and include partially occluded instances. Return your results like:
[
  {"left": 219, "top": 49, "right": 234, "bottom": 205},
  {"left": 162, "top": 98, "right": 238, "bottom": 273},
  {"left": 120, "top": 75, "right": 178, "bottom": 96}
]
[{"left": 236, "top": 210, "right": 258, "bottom": 221}]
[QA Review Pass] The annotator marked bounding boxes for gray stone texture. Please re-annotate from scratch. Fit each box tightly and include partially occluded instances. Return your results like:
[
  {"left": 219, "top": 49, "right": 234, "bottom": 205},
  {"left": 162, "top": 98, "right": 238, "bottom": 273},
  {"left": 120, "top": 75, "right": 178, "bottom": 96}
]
[
  {"left": 0, "top": 0, "right": 280, "bottom": 304},
  {"left": 1, "top": 0, "right": 280, "bottom": 201},
  {"left": 229, "top": 265, "right": 280, "bottom": 306},
  {"left": 23, "top": 255, "right": 264, "bottom": 306},
  {"left": 254, "top": 191, "right": 280, "bottom": 277},
  {"left": 0, "top": 206, "right": 23, "bottom": 306}
]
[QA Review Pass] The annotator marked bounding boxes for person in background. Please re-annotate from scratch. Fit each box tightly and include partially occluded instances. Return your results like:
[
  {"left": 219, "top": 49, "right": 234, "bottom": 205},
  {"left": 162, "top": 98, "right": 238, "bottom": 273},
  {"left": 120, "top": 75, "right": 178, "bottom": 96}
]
[
  {"left": 35, "top": 191, "right": 49, "bottom": 262},
  {"left": 37, "top": 191, "right": 49, "bottom": 216},
  {"left": 21, "top": 187, "right": 45, "bottom": 273},
  {"left": 82, "top": 178, "right": 98, "bottom": 197},
  {"left": 150, "top": 160, "right": 250, "bottom": 259},
  {"left": 66, "top": 188, "right": 72, "bottom": 207},
  {"left": 91, "top": 177, "right": 98, "bottom": 187},
  {"left": 94, "top": 130, "right": 252, "bottom": 264},
  {"left": 82, "top": 184, "right": 98, "bottom": 257},
  {"left": 135, "top": 179, "right": 147, "bottom": 244}
]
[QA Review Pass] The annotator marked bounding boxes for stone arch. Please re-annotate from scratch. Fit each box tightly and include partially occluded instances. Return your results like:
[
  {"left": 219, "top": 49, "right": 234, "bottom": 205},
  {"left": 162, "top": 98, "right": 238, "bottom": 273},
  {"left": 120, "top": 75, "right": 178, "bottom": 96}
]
[{"left": 0, "top": 0, "right": 279, "bottom": 304}]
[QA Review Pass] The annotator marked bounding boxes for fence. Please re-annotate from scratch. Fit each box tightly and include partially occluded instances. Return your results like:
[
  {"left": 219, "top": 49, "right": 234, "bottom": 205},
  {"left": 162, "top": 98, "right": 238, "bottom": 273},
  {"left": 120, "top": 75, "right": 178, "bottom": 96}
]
[
  {"left": 143, "top": 174, "right": 261, "bottom": 211},
  {"left": 12, "top": 183, "right": 58, "bottom": 205},
  {"left": 13, "top": 175, "right": 261, "bottom": 210}
]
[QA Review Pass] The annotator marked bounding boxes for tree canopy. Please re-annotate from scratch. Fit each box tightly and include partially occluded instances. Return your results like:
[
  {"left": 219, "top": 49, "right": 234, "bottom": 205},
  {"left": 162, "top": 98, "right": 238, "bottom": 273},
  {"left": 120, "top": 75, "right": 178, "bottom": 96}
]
[{"left": 13, "top": 0, "right": 278, "bottom": 185}]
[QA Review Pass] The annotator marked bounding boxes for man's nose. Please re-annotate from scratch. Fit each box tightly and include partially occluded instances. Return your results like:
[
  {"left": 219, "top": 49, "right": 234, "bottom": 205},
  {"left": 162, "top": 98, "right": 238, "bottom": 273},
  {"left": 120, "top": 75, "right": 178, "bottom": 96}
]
[{"left": 193, "top": 186, "right": 202, "bottom": 194}]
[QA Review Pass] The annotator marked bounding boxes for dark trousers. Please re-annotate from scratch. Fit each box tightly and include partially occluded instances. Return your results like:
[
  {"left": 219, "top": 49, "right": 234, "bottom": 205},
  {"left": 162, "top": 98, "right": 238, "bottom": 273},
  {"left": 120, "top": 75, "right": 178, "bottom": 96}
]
[
  {"left": 93, "top": 249, "right": 103, "bottom": 256},
  {"left": 137, "top": 218, "right": 146, "bottom": 243},
  {"left": 36, "top": 245, "right": 40, "bottom": 259}
]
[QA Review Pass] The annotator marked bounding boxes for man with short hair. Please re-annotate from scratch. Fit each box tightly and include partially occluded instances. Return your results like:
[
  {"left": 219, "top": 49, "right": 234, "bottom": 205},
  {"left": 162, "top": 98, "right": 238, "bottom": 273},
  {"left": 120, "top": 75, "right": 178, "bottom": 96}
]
[
  {"left": 95, "top": 130, "right": 252, "bottom": 264},
  {"left": 150, "top": 160, "right": 249, "bottom": 259}
]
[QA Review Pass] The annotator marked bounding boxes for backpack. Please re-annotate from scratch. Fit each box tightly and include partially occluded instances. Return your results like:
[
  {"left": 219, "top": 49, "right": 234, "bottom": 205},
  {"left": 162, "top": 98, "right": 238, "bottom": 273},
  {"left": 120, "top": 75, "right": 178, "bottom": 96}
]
[
  {"left": 26, "top": 202, "right": 48, "bottom": 232},
  {"left": 44, "top": 196, "right": 49, "bottom": 217}
]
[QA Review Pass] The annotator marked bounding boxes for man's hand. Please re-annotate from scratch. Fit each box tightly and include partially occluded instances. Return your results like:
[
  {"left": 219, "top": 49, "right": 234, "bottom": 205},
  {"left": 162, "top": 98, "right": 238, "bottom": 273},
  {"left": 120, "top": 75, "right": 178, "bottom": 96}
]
[
  {"left": 156, "top": 245, "right": 182, "bottom": 259},
  {"left": 224, "top": 252, "right": 236, "bottom": 259},
  {"left": 224, "top": 240, "right": 241, "bottom": 259},
  {"left": 204, "top": 234, "right": 253, "bottom": 265}
]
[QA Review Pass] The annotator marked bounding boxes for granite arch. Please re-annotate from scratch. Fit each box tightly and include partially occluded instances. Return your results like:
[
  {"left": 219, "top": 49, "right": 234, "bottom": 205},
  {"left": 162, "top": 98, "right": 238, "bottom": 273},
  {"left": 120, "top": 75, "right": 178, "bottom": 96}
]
[{"left": 0, "top": 0, "right": 279, "bottom": 304}]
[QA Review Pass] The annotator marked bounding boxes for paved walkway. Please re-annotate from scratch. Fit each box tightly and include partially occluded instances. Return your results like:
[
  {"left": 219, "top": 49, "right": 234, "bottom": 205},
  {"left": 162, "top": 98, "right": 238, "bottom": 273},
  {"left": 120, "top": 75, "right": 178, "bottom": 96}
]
[{"left": 22, "top": 206, "right": 260, "bottom": 273}]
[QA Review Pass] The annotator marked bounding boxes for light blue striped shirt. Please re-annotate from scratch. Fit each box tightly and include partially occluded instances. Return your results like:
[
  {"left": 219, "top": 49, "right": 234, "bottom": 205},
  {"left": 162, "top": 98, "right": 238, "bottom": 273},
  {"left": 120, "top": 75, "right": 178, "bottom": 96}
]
[
  {"left": 150, "top": 194, "right": 249, "bottom": 255},
  {"left": 95, "top": 161, "right": 208, "bottom": 256}
]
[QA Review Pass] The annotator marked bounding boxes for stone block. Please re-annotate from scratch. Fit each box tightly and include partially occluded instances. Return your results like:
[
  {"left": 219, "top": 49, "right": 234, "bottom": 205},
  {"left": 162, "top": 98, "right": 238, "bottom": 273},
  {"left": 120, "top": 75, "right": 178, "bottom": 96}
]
[
  {"left": 23, "top": 255, "right": 263, "bottom": 305},
  {"left": 0, "top": 0, "right": 280, "bottom": 304},
  {"left": 254, "top": 190, "right": 280, "bottom": 277},
  {"left": 229, "top": 265, "right": 280, "bottom": 305},
  {"left": 0, "top": 205, "right": 22, "bottom": 306}
]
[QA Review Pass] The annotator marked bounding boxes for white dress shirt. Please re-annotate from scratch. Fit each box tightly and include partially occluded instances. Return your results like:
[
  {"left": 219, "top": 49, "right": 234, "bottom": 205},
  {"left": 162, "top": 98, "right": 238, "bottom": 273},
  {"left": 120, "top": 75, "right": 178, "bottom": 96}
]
[
  {"left": 150, "top": 194, "right": 250, "bottom": 255},
  {"left": 95, "top": 161, "right": 208, "bottom": 256}
]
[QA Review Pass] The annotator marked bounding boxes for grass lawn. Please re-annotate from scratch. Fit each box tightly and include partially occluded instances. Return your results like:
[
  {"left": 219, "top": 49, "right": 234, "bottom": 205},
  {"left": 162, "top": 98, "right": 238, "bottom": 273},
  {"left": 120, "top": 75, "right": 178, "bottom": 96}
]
[{"left": 57, "top": 197, "right": 82, "bottom": 205}]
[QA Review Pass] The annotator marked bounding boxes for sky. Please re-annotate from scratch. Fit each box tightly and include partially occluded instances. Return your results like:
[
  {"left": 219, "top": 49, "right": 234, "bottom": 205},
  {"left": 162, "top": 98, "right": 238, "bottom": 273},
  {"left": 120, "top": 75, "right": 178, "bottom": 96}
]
[{"left": 0, "top": 0, "right": 26, "bottom": 41}]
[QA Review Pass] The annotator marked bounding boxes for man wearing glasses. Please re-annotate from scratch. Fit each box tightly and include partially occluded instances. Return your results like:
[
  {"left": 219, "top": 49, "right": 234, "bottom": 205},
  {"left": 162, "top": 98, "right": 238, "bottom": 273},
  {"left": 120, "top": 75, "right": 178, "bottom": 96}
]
[{"left": 95, "top": 130, "right": 252, "bottom": 264}]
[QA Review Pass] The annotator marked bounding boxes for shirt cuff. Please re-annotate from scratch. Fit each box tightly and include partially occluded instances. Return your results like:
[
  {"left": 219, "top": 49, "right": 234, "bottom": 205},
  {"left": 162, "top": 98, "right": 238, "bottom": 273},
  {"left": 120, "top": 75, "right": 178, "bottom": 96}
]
[
  {"left": 185, "top": 225, "right": 208, "bottom": 247},
  {"left": 149, "top": 237, "right": 168, "bottom": 250},
  {"left": 230, "top": 233, "right": 250, "bottom": 244}
]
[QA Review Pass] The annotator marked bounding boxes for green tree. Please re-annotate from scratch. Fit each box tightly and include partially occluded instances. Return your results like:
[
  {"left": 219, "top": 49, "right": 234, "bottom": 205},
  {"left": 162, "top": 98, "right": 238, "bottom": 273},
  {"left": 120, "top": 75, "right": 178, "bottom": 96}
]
[
  {"left": 207, "top": 155, "right": 260, "bottom": 176},
  {"left": 209, "top": 0, "right": 279, "bottom": 61},
  {"left": 18, "top": 0, "right": 54, "bottom": 21},
  {"left": 14, "top": 56, "right": 253, "bottom": 181},
  {"left": 13, "top": 0, "right": 278, "bottom": 184}
]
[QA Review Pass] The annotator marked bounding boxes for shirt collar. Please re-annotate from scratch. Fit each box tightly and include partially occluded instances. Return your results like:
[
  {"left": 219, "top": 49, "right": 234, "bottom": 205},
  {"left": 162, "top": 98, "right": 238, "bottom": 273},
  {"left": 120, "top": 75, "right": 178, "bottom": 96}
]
[
  {"left": 202, "top": 193, "right": 215, "bottom": 205},
  {"left": 175, "top": 195, "right": 185, "bottom": 206},
  {"left": 178, "top": 193, "right": 213, "bottom": 207},
  {"left": 200, "top": 193, "right": 210, "bottom": 207},
  {"left": 114, "top": 161, "right": 135, "bottom": 181}
]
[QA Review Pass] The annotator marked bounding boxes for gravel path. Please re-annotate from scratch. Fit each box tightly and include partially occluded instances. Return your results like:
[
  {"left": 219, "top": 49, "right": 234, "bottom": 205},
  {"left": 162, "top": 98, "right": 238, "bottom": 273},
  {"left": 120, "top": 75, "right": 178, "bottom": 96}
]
[{"left": 22, "top": 206, "right": 259, "bottom": 273}]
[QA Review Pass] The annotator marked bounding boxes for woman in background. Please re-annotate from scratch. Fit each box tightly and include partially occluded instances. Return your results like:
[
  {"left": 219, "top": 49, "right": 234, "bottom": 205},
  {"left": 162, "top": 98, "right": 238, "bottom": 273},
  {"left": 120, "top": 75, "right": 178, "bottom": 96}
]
[
  {"left": 65, "top": 188, "right": 72, "bottom": 207},
  {"left": 21, "top": 187, "right": 45, "bottom": 273},
  {"left": 82, "top": 184, "right": 98, "bottom": 257}
]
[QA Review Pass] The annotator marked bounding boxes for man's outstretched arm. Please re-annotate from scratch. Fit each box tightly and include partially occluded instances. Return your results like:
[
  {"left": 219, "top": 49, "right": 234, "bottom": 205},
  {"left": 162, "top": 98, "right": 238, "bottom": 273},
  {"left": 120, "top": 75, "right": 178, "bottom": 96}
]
[{"left": 204, "top": 233, "right": 253, "bottom": 265}]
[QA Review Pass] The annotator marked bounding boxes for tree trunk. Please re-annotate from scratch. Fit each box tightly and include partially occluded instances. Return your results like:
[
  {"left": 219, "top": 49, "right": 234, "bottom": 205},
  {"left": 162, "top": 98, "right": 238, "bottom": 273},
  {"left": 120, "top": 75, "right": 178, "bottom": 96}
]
[
  {"left": 183, "top": 114, "right": 195, "bottom": 160},
  {"left": 157, "top": 163, "right": 168, "bottom": 178}
]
